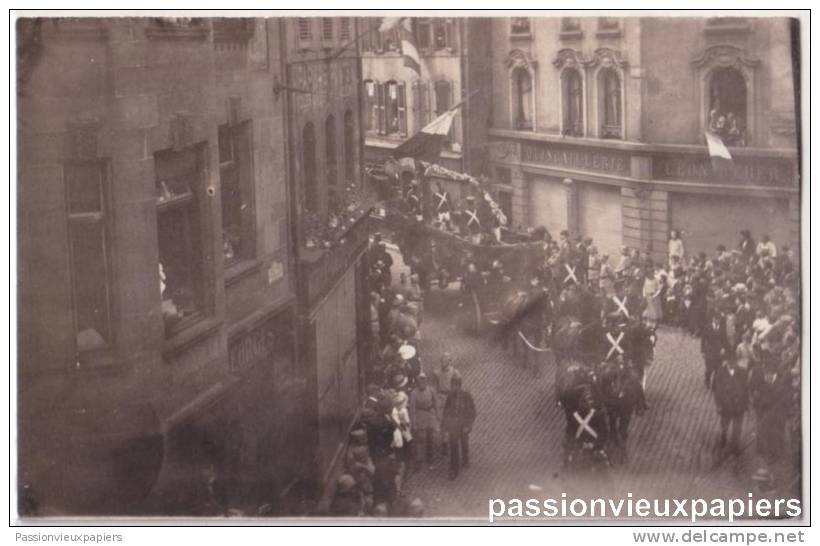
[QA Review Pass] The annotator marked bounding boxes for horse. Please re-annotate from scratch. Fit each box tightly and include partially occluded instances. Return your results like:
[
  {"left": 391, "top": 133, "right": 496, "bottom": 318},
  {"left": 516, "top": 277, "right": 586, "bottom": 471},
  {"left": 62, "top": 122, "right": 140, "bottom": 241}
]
[
  {"left": 554, "top": 370, "right": 610, "bottom": 471},
  {"left": 598, "top": 358, "right": 643, "bottom": 458}
]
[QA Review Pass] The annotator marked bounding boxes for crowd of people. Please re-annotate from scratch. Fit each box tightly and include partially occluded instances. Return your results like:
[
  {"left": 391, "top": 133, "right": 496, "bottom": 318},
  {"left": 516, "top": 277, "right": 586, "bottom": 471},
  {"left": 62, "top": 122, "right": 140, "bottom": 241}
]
[
  {"left": 328, "top": 234, "right": 477, "bottom": 517},
  {"left": 330, "top": 203, "right": 801, "bottom": 514}
]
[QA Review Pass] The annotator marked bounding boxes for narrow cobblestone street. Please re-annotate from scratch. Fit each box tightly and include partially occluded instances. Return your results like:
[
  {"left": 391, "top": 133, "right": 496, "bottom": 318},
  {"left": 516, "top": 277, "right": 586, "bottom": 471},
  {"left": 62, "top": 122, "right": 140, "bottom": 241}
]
[{"left": 394, "top": 254, "right": 796, "bottom": 521}]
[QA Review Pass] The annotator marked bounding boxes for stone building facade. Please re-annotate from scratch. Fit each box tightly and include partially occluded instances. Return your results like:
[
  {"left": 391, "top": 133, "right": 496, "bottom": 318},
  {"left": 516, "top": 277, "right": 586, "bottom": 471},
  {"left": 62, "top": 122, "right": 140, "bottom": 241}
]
[
  {"left": 487, "top": 16, "right": 799, "bottom": 263},
  {"left": 360, "top": 17, "right": 493, "bottom": 206},
  {"left": 282, "top": 16, "right": 371, "bottom": 497},
  {"left": 16, "top": 16, "right": 366, "bottom": 516}
]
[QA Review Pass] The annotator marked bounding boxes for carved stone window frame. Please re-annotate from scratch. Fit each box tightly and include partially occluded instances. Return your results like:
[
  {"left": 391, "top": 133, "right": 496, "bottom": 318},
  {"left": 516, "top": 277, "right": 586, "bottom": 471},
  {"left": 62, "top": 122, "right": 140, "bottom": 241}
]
[
  {"left": 553, "top": 49, "right": 588, "bottom": 137},
  {"left": 586, "top": 48, "right": 628, "bottom": 140},
  {"left": 505, "top": 49, "right": 538, "bottom": 132},
  {"left": 692, "top": 44, "right": 760, "bottom": 145}
]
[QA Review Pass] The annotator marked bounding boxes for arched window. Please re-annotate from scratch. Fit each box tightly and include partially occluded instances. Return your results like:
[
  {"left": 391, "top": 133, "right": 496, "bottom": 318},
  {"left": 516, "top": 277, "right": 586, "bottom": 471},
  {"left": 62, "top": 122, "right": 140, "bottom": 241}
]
[
  {"left": 562, "top": 69, "right": 584, "bottom": 136},
  {"left": 302, "top": 123, "right": 317, "bottom": 213},
  {"left": 512, "top": 68, "right": 533, "bottom": 130},
  {"left": 325, "top": 115, "right": 337, "bottom": 209},
  {"left": 708, "top": 67, "right": 747, "bottom": 146},
  {"left": 599, "top": 68, "right": 622, "bottom": 139},
  {"left": 344, "top": 110, "right": 355, "bottom": 183}
]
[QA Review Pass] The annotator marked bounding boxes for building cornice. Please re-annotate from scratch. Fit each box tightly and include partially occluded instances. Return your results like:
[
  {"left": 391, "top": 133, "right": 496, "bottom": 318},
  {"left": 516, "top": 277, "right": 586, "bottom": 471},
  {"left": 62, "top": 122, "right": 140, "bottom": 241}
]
[{"left": 487, "top": 128, "right": 798, "bottom": 160}]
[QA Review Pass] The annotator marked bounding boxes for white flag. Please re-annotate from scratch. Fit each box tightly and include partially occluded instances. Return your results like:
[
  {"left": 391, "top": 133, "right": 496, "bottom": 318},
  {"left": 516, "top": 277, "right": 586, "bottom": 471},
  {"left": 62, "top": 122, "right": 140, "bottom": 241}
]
[
  {"left": 378, "top": 17, "right": 404, "bottom": 32},
  {"left": 705, "top": 131, "right": 732, "bottom": 160}
]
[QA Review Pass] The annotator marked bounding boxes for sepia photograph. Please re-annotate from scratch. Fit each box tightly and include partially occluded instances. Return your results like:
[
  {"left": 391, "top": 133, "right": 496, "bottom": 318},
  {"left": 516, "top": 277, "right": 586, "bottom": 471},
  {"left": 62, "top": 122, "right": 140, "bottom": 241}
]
[{"left": 12, "top": 8, "right": 807, "bottom": 527}]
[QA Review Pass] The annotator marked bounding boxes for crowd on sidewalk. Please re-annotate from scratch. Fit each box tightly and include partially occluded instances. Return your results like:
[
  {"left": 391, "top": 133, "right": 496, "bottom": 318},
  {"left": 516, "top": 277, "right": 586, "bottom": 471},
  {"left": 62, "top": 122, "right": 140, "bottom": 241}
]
[{"left": 329, "top": 235, "right": 476, "bottom": 517}]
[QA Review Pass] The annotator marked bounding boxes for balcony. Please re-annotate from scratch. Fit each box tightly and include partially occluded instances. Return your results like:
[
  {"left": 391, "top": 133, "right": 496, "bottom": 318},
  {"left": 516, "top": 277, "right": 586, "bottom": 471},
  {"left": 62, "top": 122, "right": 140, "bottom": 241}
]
[{"left": 298, "top": 209, "right": 371, "bottom": 311}]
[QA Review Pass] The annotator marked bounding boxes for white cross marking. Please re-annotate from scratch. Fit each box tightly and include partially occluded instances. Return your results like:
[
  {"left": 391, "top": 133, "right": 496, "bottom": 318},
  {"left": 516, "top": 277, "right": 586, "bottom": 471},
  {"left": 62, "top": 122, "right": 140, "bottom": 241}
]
[
  {"left": 564, "top": 264, "right": 578, "bottom": 284},
  {"left": 574, "top": 409, "right": 598, "bottom": 439},
  {"left": 465, "top": 209, "right": 480, "bottom": 227},
  {"left": 612, "top": 296, "right": 630, "bottom": 318},
  {"left": 435, "top": 192, "right": 448, "bottom": 211},
  {"left": 606, "top": 331, "right": 625, "bottom": 360}
]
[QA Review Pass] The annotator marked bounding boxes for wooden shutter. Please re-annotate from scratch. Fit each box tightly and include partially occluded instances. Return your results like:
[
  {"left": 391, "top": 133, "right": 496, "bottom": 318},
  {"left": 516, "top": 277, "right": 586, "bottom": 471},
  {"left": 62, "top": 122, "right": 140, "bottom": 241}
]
[
  {"left": 377, "top": 83, "right": 386, "bottom": 135},
  {"left": 397, "top": 82, "right": 407, "bottom": 135}
]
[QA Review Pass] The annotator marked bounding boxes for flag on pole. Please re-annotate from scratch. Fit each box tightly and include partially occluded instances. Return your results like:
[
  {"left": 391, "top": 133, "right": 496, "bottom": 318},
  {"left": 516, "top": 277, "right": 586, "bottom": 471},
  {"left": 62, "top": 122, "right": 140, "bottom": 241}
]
[
  {"left": 378, "top": 17, "right": 422, "bottom": 76},
  {"left": 378, "top": 17, "right": 404, "bottom": 32},
  {"left": 705, "top": 131, "right": 732, "bottom": 160},
  {"left": 392, "top": 107, "right": 459, "bottom": 162}
]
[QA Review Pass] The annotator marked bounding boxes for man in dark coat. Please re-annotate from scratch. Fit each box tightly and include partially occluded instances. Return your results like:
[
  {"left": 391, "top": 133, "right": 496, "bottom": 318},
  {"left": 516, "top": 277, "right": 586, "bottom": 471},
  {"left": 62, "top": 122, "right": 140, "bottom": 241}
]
[
  {"left": 442, "top": 376, "right": 477, "bottom": 480},
  {"left": 712, "top": 358, "right": 749, "bottom": 454},
  {"left": 701, "top": 311, "right": 729, "bottom": 388},
  {"left": 749, "top": 357, "right": 791, "bottom": 462},
  {"left": 366, "top": 398, "right": 398, "bottom": 463}
]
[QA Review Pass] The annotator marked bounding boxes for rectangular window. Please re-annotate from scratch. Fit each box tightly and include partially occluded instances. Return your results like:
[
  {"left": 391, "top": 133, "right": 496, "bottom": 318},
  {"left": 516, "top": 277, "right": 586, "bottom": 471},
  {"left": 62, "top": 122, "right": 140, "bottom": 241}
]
[
  {"left": 562, "top": 18, "right": 581, "bottom": 31},
  {"left": 155, "top": 146, "right": 208, "bottom": 335},
  {"left": 511, "top": 17, "right": 531, "bottom": 35},
  {"left": 218, "top": 122, "right": 255, "bottom": 266},
  {"left": 339, "top": 18, "right": 352, "bottom": 41},
  {"left": 432, "top": 19, "right": 449, "bottom": 49},
  {"left": 598, "top": 17, "right": 620, "bottom": 30},
  {"left": 65, "top": 161, "right": 112, "bottom": 353},
  {"left": 297, "top": 17, "right": 312, "bottom": 46},
  {"left": 415, "top": 19, "right": 431, "bottom": 49},
  {"left": 321, "top": 18, "right": 334, "bottom": 43}
]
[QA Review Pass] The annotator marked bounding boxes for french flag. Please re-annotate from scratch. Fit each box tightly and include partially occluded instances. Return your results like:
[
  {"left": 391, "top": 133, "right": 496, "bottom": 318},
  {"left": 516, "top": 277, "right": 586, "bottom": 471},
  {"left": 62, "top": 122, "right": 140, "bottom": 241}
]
[
  {"left": 392, "top": 105, "right": 459, "bottom": 162},
  {"left": 379, "top": 17, "right": 422, "bottom": 76}
]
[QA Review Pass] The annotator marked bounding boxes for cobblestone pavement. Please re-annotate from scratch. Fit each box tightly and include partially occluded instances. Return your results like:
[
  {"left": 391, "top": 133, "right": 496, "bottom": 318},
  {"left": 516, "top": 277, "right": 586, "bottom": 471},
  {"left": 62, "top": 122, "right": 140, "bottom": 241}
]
[{"left": 392, "top": 256, "right": 799, "bottom": 521}]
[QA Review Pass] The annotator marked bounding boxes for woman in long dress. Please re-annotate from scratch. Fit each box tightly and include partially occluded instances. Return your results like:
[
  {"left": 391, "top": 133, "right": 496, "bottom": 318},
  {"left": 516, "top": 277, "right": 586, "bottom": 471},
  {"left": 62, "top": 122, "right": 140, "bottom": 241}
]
[{"left": 642, "top": 266, "right": 663, "bottom": 327}]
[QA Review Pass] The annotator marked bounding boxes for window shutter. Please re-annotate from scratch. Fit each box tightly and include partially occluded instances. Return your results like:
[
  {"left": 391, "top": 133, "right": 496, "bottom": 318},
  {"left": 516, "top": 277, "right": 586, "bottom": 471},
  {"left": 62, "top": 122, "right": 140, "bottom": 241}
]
[
  {"left": 398, "top": 82, "right": 407, "bottom": 135},
  {"left": 445, "top": 19, "right": 455, "bottom": 50},
  {"left": 446, "top": 80, "right": 456, "bottom": 143},
  {"left": 377, "top": 83, "right": 386, "bottom": 135},
  {"left": 412, "top": 81, "right": 421, "bottom": 133}
]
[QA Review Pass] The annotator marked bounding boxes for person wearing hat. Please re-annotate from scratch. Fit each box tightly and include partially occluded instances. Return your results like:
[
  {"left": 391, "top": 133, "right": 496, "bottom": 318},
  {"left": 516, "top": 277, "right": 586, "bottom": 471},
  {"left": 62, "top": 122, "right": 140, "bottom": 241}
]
[
  {"left": 330, "top": 474, "right": 364, "bottom": 516},
  {"left": 738, "top": 229, "right": 756, "bottom": 259},
  {"left": 442, "top": 375, "right": 477, "bottom": 480},
  {"left": 614, "top": 246, "right": 633, "bottom": 280},
  {"left": 434, "top": 353, "right": 462, "bottom": 457},
  {"left": 749, "top": 357, "right": 790, "bottom": 463},
  {"left": 409, "top": 373, "right": 439, "bottom": 470},
  {"left": 712, "top": 356, "right": 749, "bottom": 454},
  {"left": 391, "top": 391, "right": 413, "bottom": 484},
  {"left": 366, "top": 397, "right": 399, "bottom": 463},
  {"left": 347, "top": 446, "right": 375, "bottom": 513},
  {"left": 701, "top": 309, "right": 730, "bottom": 388},
  {"left": 371, "top": 241, "right": 393, "bottom": 287}
]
